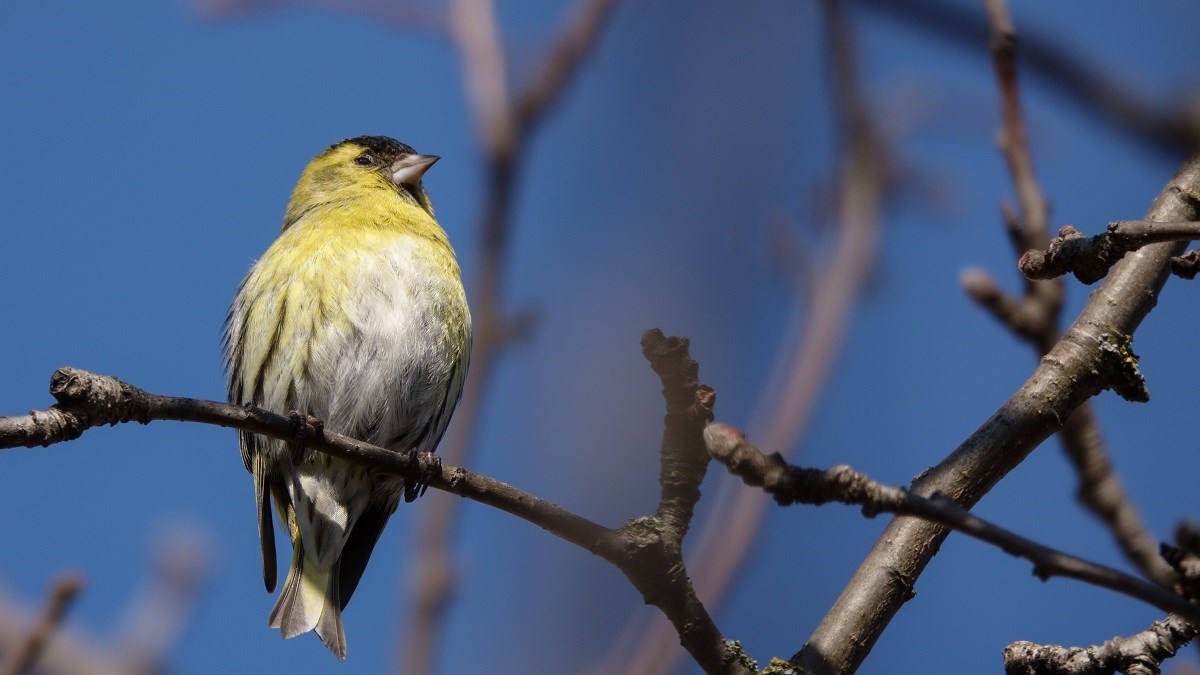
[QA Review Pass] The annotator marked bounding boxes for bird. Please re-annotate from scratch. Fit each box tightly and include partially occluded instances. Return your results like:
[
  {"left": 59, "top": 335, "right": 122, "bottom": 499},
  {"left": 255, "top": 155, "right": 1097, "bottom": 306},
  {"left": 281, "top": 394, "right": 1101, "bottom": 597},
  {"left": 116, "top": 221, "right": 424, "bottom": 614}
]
[{"left": 223, "top": 136, "right": 471, "bottom": 659}]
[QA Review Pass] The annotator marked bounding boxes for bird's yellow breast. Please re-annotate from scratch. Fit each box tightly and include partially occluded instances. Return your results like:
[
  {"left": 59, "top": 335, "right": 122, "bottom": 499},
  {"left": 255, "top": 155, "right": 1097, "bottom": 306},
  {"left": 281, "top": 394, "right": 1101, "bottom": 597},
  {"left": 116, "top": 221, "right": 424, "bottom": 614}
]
[{"left": 231, "top": 191, "right": 464, "bottom": 407}]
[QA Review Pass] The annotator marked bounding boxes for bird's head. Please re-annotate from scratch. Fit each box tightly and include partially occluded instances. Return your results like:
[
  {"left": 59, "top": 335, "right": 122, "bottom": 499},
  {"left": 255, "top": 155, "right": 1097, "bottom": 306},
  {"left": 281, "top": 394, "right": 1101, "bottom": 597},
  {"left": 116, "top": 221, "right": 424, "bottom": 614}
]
[{"left": 284, "top": 136, "right": 439, "bottom": 229}]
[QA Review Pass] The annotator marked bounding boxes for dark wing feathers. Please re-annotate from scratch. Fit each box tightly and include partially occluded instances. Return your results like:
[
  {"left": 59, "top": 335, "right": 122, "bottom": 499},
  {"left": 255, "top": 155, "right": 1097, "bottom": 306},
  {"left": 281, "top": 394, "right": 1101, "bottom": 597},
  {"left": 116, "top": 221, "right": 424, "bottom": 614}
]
[{"left": 337, "top": 501, "right": 397, "bottom": 610}]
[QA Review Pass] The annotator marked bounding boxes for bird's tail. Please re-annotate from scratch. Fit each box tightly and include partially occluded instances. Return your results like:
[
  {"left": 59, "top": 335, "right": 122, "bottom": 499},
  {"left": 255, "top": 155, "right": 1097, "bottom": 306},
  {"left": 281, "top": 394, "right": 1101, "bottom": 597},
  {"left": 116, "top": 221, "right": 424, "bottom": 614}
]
[{"left": 268, "top": 541, "right": 347, "bottom": 660}]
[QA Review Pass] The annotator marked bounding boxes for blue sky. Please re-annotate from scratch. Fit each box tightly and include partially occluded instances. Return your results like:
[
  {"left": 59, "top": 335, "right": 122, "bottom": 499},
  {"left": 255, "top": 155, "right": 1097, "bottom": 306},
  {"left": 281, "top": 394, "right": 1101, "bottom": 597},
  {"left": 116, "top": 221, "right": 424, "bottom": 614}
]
[{"left": 2, "top": 1, "right": 1199, "bottom": 673}]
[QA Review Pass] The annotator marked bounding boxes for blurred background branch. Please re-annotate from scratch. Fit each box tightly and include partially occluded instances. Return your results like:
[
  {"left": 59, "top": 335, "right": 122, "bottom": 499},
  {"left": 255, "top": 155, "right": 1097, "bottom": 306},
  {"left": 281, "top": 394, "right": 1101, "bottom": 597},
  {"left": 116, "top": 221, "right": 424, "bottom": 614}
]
[
  {"left": 0, "top": 533, "right": 210, "bottom": 675},
  {"left": 852, "top": 0, "right": 1200, "bottom": 158},
  {"left": 0, "top": 574, "right": 82, "bottom": 675}
]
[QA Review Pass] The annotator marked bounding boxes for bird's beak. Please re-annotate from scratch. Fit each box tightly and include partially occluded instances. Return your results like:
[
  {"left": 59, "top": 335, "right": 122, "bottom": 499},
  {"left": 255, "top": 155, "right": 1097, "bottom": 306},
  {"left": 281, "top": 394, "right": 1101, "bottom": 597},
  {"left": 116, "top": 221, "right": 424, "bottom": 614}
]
[{"left": 390, "top": 154, "right": 439, "bottom": 187}]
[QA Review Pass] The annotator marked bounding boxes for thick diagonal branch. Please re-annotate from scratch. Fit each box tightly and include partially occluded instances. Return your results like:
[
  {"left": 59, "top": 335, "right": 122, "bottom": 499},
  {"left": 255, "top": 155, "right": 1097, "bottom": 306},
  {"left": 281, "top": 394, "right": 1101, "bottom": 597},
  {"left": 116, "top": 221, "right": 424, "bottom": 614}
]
[{"left": 795, "top": 154, "right": 1200, "bottom": 674}]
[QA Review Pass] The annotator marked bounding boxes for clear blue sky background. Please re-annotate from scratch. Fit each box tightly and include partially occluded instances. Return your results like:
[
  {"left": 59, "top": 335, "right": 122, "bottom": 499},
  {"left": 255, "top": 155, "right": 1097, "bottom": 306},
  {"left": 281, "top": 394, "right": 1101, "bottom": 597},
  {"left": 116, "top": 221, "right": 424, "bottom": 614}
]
[{"left": 2, "top": 1, "right": 1199, "bottom": 673}]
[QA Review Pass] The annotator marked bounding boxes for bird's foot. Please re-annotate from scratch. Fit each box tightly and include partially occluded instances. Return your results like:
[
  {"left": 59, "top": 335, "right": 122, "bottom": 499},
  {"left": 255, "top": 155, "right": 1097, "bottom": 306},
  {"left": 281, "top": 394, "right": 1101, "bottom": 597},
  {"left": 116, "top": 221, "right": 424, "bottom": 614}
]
[
  {"left": 402, "top": 449, "right": 441, "bottom": 502},
  {"left": 285, "top": 412, "right": 321, "bottom": 464},
  {"left": 287, "top": 411, "right": 325, "bottom": 441}
]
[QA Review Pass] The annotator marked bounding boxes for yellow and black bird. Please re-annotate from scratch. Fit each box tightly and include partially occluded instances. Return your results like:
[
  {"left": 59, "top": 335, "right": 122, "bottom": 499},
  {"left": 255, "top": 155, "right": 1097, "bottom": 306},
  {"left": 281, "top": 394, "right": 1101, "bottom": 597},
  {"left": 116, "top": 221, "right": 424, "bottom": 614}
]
[{"left": 224, "top": 136, "right": 471, "bottom": 659}]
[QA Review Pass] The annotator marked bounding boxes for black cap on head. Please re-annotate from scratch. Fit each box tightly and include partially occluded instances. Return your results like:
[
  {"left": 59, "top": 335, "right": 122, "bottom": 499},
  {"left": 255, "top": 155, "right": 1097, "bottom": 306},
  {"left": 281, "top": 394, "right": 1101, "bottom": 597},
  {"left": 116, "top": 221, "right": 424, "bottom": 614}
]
[{"left": 337, "top": 135, "right": 417, "bottom": 161}]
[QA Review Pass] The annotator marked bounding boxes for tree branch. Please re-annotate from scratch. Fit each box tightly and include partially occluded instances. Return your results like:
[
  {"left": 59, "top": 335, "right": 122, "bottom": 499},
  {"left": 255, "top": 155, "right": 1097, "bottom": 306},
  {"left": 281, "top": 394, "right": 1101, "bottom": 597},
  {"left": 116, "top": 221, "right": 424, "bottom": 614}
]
[
  {"left": 610, "top": 331, "right": 752, "bottom": 675},
  {"left": 642, "top": 331, "right": 714, "bottom": 541},
  {"left": 705, "top": 423, "right": 1200, "bottom": 627},
  {"left": 964, "top": 0, "right": 1062, "bottom": 351},
  {"left": 795, "top": 151, "right": 1200, "bottom": 674},
  {"left": 968, "top": 0, "right": 1177, "bottom": 591},
  {"left": 0, "top": 574, "right": 84, "bottom": 675},
  {"left": 513, "top": 0, "right": 618, "bottom": 138},
  {"left": 0, "top": 368, "right": 621, "bottom": 560},
  {"left": 1020, "top": 221, "right": 1200, "bottom": 283},
  {"left": 1003, "top": 614, "right": 1197, "bottom": 675},
  {"left": 852, "top": 0, "right": 1200, "bottom": 159}
]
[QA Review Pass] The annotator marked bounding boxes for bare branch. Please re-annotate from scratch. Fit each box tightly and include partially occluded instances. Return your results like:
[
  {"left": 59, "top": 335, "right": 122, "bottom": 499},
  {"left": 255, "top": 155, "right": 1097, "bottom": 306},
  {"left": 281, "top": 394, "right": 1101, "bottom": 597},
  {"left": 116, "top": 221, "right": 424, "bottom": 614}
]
[
  {"left": 0, "top": 368, "right": 622, "bottom": 560},
  {"left": 0, "top": 535, "right": 211, "bottom": 675},
  {"left": 195, "top": 0, "right": 446, "bottom": 34},
  {"left": 1020, "top": 221, "right": 1200, "bottom": 283},
  {"left": 705, "top": 423, "right": 1200, "bottom": 627},
  {"left": 967, "top": 0, "right": 1177, "bottom": 591},
  {"left": 642, "top": 331, "right": 715, "bottom": 540},
  {"left": 985, "top": 0, "right": 1049, "bottom": 248},
  {"left": 1171, "top": 249, "right": 1200, "bottom": 278},
  {"left": 116, "top": 532, "right": 212, "bottom": 672},
  {"left": 796, "top": 152, "right": 1200, "bottom": 674},
  {"left": 1161, "top": 544, "right": 1200, "bottom": 602},
  {"left": 967, "top": 0, "right": 1063, "bottom": 353},
  {"left": 449, "top": 0, "right": 514, "bottom": 158},
  {"left": 608, "top": 331, "right": 752, "bottom": 675},
  {"left": 961, "top": 267, "right": 1058, "bottom": 346},
  {"left": 852, "top": 0, "right": 1200, "bottom": 158},
  {"left": 0, "top": 574, "right": 84, "bottom": 675},
  {"left": 1178, "top": 522, "right": 1200, "bottom": 557},
  {"left": 1060, "top": 405, "right": 1177, "bottom": 588},
  {"left": 1004, "top": 615, "right": 1197, "bottom": 675},
  {"left": 513, "top": 0, "right": 619, "bottom": 137}
]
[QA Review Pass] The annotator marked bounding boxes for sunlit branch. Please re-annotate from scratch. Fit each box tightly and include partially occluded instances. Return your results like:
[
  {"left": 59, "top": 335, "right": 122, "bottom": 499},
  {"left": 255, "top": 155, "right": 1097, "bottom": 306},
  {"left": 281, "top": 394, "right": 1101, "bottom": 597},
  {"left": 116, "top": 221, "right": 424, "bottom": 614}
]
[
  {"left": 706, "top": 423, "right": 1200, "bottom": 627},
  {"left": 796, "top": 150, "right": 1200, "bottom": 674}
]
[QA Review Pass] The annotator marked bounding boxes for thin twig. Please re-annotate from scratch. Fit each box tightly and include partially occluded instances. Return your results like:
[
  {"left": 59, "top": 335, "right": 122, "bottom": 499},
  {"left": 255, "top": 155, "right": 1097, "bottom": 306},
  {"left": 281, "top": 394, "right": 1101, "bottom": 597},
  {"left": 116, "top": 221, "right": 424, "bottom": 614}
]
[
  {"left": 1161, "top": 544, "right": 1200, "bottom": 601},
  {"left": 1171, "top": 249, "right": 1200, "bottom": 278},
  {"left": 0, "top": 537, "right": 210, "bottom": 675},
  {"left": 1004, "top": 614, "right": 1197, "bottom": 675},
  {"left": 0, "top": 367, "right": 621, "bottom": 559},
  {"left": 970, "top": 0, "right": 1062, "bottom": 349},
  {"left": 705, "top": 423, "right": 1200, "bottom": 626},
  {"left": 0, "top": 574, "right": 84, "bottom": 675},
  {"left": 960, "top": 267, "right": 1058, "bottom": 346},
  {"left": 1020, "top": 221, "right": 1200, "bottom": 283},
  {"left": 642, "top": 331, "right": 715, "bottom": 541},
  {"left": 513, "top": 0, "right": 619, "bottom": 137},
  {"left": 399, "top": 2, "right": 515, "bottom": 664},
  {"left": 116, "top": 532, "right": 212, "bottom": 672},
  {"left": 852, "top": 0, "right": 1200, "bottom": 159},
  {"left": 1060, "top": 404, "right": 1177, "bottom": 588},
  {"left": 795, "top": 152, "right": 1200, "bottom": 674},
  {"left": 985, "top": 0, "right": 1049, "bottom": 251},
  {"left": 194, "top": 0, "right": 447, "bottom": 34}
]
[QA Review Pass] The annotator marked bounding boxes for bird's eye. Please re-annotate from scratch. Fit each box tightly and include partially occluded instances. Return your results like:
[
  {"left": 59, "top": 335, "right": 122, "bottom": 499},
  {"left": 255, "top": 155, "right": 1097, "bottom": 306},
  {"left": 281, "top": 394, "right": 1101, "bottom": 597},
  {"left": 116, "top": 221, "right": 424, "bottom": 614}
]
[{"left": 354, "top": 154, "right": 374, "bottom": 166}]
